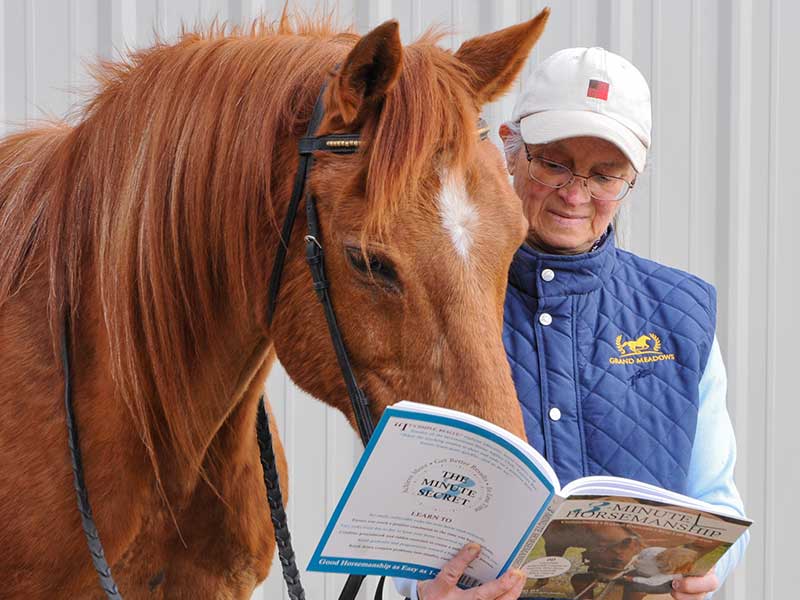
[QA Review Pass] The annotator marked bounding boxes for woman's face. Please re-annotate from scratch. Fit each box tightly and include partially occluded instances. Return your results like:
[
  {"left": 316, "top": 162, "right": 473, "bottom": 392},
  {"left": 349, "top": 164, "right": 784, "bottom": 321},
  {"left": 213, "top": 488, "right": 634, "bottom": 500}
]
[{"left": 508, "top": 136, "right": 635, "bottom": 254}]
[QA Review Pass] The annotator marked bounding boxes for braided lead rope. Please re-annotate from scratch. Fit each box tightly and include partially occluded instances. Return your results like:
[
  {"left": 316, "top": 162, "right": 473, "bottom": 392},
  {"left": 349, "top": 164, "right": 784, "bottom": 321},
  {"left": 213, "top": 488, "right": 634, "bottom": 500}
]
[
  {"left": 256, "top": 396, "right": 306, "bottom": 600},
  {"left": 62, "top": 317, "right": 123, "bottom": 599}
]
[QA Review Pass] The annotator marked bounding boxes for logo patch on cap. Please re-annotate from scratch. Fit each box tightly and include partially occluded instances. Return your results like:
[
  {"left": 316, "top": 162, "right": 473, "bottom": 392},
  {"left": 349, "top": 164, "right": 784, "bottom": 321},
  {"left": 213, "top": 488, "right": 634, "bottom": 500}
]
[{"left": 587, "top": 79, "right": 610, "bottom": 101}]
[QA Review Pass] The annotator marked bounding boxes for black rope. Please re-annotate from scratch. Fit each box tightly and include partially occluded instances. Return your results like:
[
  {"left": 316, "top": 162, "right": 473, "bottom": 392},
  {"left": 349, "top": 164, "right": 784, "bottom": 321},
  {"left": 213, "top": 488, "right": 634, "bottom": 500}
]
[
  {"left": 63, "top": 316, "right": 123, "bottom": 599},
  {"left": 337, "top": 575, "right": 366, "bottom": 600},
  {"left": 256, "top": 396, "right": 306, "bottom": 600},
  {"left": 374, "top": 575, "right": 386, "bottom": 600}
]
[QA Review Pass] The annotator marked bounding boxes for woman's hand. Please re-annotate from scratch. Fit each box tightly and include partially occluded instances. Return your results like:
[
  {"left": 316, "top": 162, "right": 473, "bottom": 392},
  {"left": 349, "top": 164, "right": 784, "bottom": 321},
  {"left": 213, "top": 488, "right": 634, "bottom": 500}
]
[
  {"left": 671, "top": 568, "right": 718, "bottom": 600},
  {"left": 418, "top": 544, "right": 526, "bottom": 600}
]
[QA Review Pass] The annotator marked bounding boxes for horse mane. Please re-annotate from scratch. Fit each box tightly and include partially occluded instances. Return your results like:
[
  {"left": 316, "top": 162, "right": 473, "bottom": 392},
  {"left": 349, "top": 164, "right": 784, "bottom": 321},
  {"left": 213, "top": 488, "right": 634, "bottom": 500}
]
[{"left": 0, "top": 15, "right": 477, "bottom": 479}]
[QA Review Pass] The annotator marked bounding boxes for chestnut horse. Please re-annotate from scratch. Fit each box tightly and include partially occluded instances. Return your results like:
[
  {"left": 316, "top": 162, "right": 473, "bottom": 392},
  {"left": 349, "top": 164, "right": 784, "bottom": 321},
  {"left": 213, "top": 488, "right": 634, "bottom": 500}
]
[{"left": 0, "top": 11, "right": 549, "bottom": 599}]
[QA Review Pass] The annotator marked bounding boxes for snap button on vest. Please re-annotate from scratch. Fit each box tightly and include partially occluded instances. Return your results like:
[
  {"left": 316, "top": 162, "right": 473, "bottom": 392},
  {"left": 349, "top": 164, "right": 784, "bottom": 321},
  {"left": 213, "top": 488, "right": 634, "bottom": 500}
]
[
  {"left": 541, "top": 268, "right": 555, "bottom": 281},
  {"left": 539, "top": 313, "right": 552, "bottom": 326}
]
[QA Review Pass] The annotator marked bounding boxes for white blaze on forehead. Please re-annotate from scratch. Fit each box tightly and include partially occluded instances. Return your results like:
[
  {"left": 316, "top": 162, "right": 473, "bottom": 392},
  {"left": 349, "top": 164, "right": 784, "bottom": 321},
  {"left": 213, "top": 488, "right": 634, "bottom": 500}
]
[{"left": 438, "top": 170, "right": 479, "bottom": 260}]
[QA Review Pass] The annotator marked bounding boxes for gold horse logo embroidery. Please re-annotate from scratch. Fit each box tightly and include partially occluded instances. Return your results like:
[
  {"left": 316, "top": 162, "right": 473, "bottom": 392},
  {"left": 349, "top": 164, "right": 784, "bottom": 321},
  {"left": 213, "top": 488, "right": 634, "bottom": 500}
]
[
  {"left": 610, "top": 333, "right": 676, "bottom": 365},
  {"left": 615, "top": 333, "right": 662, "bottom": 356}
]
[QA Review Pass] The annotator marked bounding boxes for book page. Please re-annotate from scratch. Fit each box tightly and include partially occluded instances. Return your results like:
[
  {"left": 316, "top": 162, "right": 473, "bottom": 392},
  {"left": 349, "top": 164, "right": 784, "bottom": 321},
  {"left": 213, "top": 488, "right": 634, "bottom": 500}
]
[
  {"left": 560, "top": 475, "right": 746, "bottom": 516},
  {"left": 512, "top": 495, "right": 750, "bottom": 599},
  {"left": 308, "top": 405, "right": 556, "bottom": 584}
]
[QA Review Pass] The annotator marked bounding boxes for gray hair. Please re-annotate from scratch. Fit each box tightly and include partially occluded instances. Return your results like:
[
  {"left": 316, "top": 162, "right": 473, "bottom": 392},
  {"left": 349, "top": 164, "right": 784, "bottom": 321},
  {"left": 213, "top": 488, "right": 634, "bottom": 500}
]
[{"left": 501, "top": 119, "right": 525, "bottom": 167}]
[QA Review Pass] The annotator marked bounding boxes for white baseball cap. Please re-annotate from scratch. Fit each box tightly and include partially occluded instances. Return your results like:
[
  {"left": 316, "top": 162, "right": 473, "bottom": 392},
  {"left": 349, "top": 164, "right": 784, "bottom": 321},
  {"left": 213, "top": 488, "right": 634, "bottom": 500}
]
[{"left": 512, "top": 47, "right": 651, "bottom": 172}]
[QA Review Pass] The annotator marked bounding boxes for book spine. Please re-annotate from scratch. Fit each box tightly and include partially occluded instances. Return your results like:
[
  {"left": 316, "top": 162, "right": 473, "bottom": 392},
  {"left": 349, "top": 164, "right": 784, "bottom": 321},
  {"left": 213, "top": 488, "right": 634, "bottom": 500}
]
[{"left": 510, "top": 497, "right": 563, "bottom": 569}]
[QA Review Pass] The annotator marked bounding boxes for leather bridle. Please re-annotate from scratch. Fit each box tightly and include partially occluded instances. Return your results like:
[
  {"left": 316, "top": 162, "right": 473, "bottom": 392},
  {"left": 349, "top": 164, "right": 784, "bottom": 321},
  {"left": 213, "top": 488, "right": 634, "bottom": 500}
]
[{"left": 62, "top": 72, "right": 490, "bottom": 600}]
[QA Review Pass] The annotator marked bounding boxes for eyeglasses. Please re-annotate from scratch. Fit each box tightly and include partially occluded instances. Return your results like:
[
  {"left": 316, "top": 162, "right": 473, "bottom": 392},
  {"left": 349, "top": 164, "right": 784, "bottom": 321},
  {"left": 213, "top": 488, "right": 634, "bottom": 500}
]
[{"left": 524, "top": 146, "right": 634, "bottom": 202}]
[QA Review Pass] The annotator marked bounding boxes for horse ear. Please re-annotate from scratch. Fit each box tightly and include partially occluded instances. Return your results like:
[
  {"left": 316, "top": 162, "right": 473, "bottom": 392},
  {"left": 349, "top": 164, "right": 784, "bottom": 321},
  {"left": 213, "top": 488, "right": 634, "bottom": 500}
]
[
  {"left": 328, "top": 20, "right": 403, "bottom": 126},
  {"left": 455, "top": 8, "right": 550, "bottom": 105}
]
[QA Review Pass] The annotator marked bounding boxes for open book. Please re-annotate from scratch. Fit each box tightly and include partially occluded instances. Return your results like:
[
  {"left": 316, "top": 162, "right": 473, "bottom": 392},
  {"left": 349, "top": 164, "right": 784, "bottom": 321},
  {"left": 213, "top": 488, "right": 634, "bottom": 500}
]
[{"left": 308, "top": 401, "right": 751, "bottom": 599}]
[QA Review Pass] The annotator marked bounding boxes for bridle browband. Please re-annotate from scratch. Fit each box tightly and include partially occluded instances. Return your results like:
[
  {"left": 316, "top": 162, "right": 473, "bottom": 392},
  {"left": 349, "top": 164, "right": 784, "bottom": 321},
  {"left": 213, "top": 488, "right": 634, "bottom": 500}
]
[{"left": 62, "top": 71, "right": 490, "bottom": 600}]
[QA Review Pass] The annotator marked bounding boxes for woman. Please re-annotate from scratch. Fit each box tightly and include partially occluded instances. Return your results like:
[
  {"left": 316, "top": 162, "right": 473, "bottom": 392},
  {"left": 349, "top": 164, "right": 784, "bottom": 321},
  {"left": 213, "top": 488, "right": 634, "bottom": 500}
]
[{"left": 394, "top": 47, "right": 748, "bottom": 600}]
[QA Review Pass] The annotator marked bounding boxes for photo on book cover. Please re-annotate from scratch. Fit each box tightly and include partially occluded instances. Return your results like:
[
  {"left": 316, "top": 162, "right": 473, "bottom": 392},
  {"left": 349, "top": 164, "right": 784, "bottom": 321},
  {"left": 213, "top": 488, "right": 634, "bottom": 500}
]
[{"left": 517, "top": 496, "right": 742, "bottom": 599}]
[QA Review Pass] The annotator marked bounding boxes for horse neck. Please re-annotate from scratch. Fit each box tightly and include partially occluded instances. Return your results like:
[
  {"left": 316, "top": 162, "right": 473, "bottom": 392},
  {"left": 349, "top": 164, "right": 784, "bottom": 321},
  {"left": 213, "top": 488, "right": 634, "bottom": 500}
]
[
  {"left": 64, "top": 121, "right": 302, "bottom": 501},
  {"left": 70, "top": 256, "right": 273, "bottom": 502},
  {"left": 33, "top": 31, "right": 344, "bottom": 500}
]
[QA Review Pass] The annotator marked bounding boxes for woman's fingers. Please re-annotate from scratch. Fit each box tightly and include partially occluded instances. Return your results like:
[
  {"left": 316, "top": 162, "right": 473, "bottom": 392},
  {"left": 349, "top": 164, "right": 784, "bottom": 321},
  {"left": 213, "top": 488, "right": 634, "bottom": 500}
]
[
  {"left": 498, "top": 572, "right": 526, "bottom": 600},
  {"left": 419, "top": 544, "right": 481, "bottom": 599},
  {"left": 671, "top": 569, "right": 719, "bottom": 600},
  {"left": 468, "top": 569, "right": 526, "bottom": 600},
  {"left": 417, "top": 545, "right": 527, "bottom": 600}
]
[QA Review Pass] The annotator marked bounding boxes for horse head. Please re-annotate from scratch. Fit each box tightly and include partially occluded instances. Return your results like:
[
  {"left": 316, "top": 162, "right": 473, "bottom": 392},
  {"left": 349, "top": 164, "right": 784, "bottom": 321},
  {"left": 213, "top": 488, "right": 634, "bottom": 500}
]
[{"left": 269, "top": 14, "right": 550, "bottom": 437}]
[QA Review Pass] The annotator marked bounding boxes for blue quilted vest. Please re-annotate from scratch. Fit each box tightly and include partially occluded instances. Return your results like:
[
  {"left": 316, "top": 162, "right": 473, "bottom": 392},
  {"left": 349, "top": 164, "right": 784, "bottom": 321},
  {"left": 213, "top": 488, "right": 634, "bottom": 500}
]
[{"left": 503, "top": 231, "right": 716, "bottom": 494}]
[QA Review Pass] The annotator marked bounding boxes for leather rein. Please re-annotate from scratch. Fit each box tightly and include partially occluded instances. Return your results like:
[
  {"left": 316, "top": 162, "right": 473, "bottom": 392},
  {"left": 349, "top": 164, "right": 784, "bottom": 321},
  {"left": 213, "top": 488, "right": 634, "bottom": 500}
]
[{"left": 62, "top": 73, "right": 489, "bottom": 600}]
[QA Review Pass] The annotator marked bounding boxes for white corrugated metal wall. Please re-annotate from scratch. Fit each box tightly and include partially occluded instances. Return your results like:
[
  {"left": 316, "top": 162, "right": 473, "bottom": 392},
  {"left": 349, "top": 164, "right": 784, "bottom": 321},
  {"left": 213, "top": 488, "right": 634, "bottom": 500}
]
[{"left": 2, "top": 1, "right": 795, "bottom": 598}]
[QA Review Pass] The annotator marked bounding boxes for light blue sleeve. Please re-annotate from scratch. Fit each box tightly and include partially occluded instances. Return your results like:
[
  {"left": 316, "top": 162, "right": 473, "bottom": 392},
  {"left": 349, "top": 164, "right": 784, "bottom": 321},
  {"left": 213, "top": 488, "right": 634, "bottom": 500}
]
[
  {"left": 686, "top": 336, "right": 750, "bottom": 597},
  {"left": 391, "top": 577, "right": 419, "bottom": 600}
]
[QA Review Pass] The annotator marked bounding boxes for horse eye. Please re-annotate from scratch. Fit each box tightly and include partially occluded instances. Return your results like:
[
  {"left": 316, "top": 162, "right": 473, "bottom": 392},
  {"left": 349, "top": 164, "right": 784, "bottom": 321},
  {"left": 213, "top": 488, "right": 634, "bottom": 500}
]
[{"left": 345, "top": 247, "right": 401, "bottom": 292}]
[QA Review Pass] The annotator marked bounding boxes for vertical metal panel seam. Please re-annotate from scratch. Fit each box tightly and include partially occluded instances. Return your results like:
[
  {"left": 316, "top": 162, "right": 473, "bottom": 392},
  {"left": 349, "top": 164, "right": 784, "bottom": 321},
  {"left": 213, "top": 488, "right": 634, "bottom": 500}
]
[
  {"left": 648, "top": 0, "right": 660, "bottom": 259},
  {"left": 518, "top": 0, "right": 537, "bottom": 78},
  {"left": 353, "top": 0, "right": 363, "bottom": 34},
  {"left": 323, "top": 406, "right": 335, "bottom": 598},
  {"left": 67, "top": 0, "right": 73, "bottom": 109},
  {"left": 227, "top": 0, "right": 239, "bottom": 27},
  {"left": 450, "top": 0, "right": 460, "bottom": 50},
  {"left": 485, "top": 0, "right": 520, "bottom": 149},
  {"left": 449, "top": 0, "right": 454, "bottom": 49},
  {"left": 25, "top": 0, "right": 34, "bottom": 119},
  {"left": 730, "top": 0, "right": 753, "bottom": 486},
  {"left": 377, "top": 0, "right": 393, "bottom": 26},
  {"left": 285, "top": 378, "right": 296, "bottom": 600},
  {"left": 0, "top": 0, "right": 5, "bottom": 134},
  {"left": 410, "top": 0, "right": 423, "bottom": 39},
  {"left": 570, "top": 0, "right": 579, "bottom": 46},
  {"left": 726, "top": 0, "right": 753, "bottom": 597},
  {"left": 610, "top": 0, "right": 634, "bottom": 58},
  {"left": 688, "top": 0, "right": 700, "bottom": 273},
  {"left": 609, "top": 0, "right": 634, "bottom": 250},
  {"left": 157, "top": 0, "right": 164, "bottom": 36},
  {"left": 282, "top": 368, "right": 290, "bottom": 600},
  {"left": 764, "top": 1, "right": 779, "bottom": 597}
]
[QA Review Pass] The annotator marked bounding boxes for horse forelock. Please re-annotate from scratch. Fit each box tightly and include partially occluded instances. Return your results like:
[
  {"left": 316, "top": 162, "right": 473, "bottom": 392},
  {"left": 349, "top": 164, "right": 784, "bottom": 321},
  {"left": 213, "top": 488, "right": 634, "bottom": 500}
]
[
  {"left": 357, "top": 36, "right": 478, "bottom": 243},
  {"left": 0, "top": 16, "right": 481, "bottom": 482}
]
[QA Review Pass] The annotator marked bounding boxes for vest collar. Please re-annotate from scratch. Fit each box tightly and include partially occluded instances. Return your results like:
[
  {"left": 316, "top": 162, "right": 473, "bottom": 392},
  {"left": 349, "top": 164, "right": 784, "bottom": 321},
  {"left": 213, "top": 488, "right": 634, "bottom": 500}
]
[{"left": 509, "top": 227, "right": 617, "bottom": 298}]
